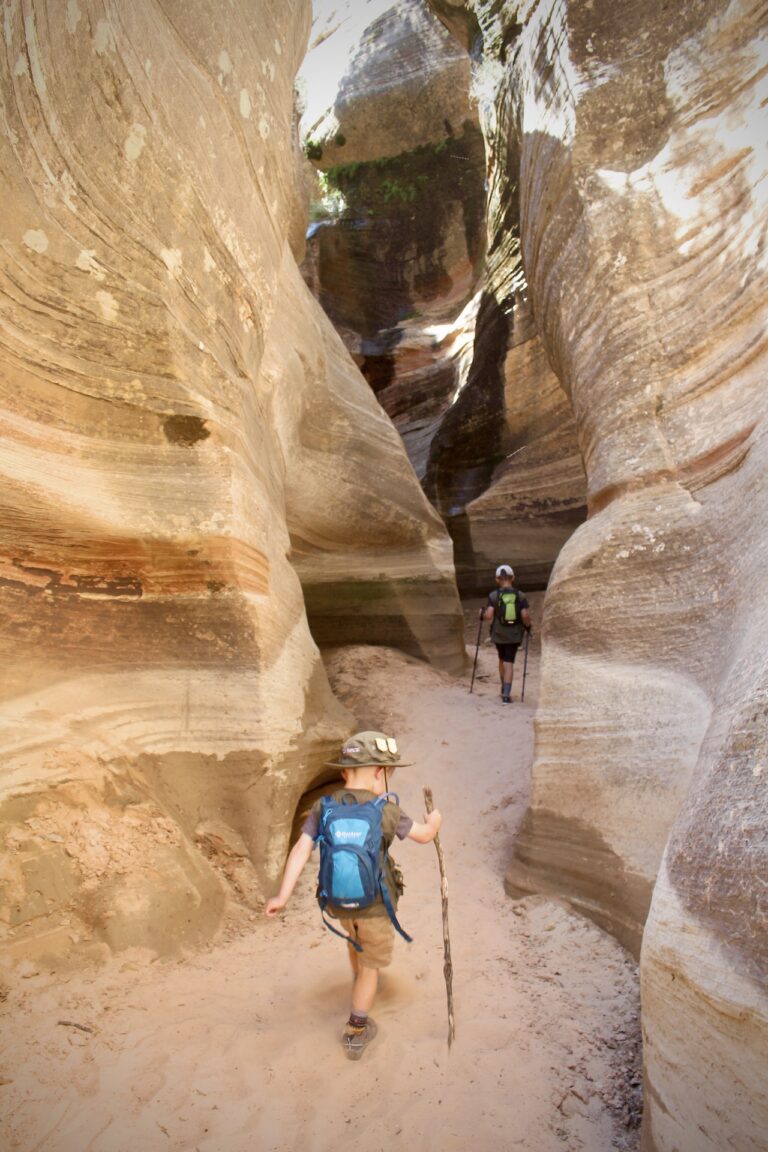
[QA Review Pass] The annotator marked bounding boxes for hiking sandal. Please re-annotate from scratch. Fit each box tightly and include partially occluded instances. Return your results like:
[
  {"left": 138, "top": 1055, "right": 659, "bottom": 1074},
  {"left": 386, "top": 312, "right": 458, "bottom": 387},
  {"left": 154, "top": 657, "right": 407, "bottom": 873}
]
[{"left": 342, "top": 1018, "right": 378, "bottom": 1061}]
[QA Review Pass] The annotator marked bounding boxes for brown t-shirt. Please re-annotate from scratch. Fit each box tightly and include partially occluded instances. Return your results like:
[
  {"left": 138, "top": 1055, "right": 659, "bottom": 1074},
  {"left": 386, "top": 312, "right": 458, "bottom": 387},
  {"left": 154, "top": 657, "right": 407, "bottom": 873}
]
[{"left": 302, "top": 789, "right": 413, "bottom": 918}]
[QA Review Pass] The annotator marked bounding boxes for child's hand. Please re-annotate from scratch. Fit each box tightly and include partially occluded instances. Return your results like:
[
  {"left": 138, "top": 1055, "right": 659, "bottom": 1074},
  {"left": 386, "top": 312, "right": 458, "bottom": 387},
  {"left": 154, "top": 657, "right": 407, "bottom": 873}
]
[
  {"left": 264, "top": 897, "right": 286, "bottom": 917},
  {"left": 427, "top": 808, "right": 443, "bottom": 833}
]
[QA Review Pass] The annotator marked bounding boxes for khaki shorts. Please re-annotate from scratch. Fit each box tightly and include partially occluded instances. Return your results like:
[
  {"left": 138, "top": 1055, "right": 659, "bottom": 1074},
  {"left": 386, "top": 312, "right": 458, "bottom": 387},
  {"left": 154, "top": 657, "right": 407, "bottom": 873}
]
[{"left": 339, "top": 915, "right": 395, "bottom": 970}]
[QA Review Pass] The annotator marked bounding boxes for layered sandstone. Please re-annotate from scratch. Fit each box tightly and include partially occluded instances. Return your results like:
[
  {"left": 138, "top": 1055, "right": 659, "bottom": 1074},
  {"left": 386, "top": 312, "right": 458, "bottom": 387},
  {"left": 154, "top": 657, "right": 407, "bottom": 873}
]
[
  {"left": 422, "top": 4, "right": 586, "bottom": 592},
  {"left": 298, "top": 0, "right": 486, "bottom": 470},
  {"left": 299, "top": 0, "right": 475, "bottom": 170},
  {"left": 424, "top": 290, "right": 586, "bottom": 593},
  {"left": 433, "top": 0, "right": 768, "bottom": 1148},
  {"left": 300, "top": 0, "right": 586, "bottom": 593},
  {"left": 0, "top": 0, "right": 463, "bottom": 963}
]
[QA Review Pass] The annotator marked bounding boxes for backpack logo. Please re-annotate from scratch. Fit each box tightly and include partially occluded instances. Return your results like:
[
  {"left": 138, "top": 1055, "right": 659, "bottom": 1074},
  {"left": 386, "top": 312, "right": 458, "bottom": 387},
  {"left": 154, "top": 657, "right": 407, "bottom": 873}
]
[
  {"left": 496, "top": 589, "right": 519, "bottom": 625},
  {"left": 315, "top": 792, "right": 412, "bottom": 950}
]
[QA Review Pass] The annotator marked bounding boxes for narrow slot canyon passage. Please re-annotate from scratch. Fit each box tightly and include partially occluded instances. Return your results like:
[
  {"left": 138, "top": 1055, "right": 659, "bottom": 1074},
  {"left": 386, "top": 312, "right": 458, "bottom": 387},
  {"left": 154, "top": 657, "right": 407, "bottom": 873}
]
[
  {"left": 1, "top": 1, "right": 765, "bottom": 1150},
  {"left": 2, "top": 601, "right": 642, "bottom": 1152}
]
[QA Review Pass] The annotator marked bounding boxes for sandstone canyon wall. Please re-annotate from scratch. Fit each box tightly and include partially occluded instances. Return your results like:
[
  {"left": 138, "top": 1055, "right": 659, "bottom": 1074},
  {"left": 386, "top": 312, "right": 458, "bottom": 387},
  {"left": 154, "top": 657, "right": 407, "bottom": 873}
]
[
  {"left": 299, "top": 0, "right": 586, "bottom": 593},
  {"left": 0, "top": 0, "right": 464, "bottom": 964},
  {"left": 298, "top": 0, "right": 486, "bottom": 483},
  {"left": 427, "top": 1, "right": 767, "bottom": 1149}
]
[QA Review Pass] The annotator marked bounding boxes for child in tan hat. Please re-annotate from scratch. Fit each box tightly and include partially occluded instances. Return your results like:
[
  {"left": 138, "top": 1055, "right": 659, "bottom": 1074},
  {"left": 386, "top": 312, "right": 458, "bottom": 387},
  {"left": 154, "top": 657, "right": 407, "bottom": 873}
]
[{"left": 265, "top": 730, "right": 442, "bottom": 1059}]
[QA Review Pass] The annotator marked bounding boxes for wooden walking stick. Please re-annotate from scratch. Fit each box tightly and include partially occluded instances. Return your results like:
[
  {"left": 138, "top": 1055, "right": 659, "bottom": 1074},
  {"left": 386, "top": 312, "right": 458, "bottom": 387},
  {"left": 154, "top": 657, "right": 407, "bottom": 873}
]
[
  {"left": 521, "top": 626, "right": 531, "bottom": 702},
  {"left": 469, "top": 611, "right": 483, "bottom": 694},
  {"left": 423, "top": 786, "right": 455, "bottom": 1049}
]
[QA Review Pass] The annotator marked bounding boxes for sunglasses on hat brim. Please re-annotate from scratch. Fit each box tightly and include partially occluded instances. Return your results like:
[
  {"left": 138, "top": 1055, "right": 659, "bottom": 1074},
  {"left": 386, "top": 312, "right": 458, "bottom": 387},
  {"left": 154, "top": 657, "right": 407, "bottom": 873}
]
[{"left": 374, "top": 737, "right": 398, "bottom": 755}]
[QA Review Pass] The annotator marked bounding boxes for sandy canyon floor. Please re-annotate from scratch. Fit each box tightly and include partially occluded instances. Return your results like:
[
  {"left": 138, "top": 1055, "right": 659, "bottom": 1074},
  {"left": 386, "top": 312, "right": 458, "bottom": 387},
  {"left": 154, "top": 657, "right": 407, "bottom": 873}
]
[{"left": 1, "top": 598, "right": 642, "bottom": 1151}]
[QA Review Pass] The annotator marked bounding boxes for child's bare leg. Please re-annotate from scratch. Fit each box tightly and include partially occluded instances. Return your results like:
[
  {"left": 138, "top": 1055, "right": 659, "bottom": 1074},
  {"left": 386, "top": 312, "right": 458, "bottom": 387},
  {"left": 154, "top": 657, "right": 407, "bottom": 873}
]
[
  {"left": 351, "top": 965, "right": 378, "bottom": 1016},
  {"left": 347, "top": 944, "right": 359, "bottom": 978}
]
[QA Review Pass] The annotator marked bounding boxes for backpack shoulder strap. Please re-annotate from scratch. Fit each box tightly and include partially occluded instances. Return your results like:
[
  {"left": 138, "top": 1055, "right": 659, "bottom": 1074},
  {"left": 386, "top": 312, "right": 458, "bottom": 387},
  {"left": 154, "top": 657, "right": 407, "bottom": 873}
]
[
  {"left": 317, "top": 900, "right": 363, "bottom": 952},
  {"left": 375, "top": 792, "right": 399, "bottom": 807},
  {"left": 378, "top": 876, "right": 413, "bottom": 943},
  {"left": 496, "top": 587, "right": 519, "bottom": 613},
  {"left": 376, "top": 794, "right": 412, "bottom": 943}
]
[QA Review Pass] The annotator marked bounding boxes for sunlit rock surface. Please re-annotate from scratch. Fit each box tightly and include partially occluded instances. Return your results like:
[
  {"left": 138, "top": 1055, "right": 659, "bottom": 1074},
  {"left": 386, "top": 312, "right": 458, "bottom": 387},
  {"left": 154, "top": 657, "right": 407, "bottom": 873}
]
[
  {"left": 437, "top": 0, "right": 768, "bottom": 1148},
  {"left": 424, "top": 1, "right": 586, "bottom": 595},
  {"left": 301, "top": 0, "right": 586, "bottom": 593},
  {"left": 299, "top": 0, "right": 474, "bottom": 169},
  {"left": 0, "top": 0, "right": 463, "bottom": 962},
  {"left": 298, "top": 0, "right": 486, "bottom": 476},
  {"left": 424, "top": 289, "right": 586, "bottom": 593}
]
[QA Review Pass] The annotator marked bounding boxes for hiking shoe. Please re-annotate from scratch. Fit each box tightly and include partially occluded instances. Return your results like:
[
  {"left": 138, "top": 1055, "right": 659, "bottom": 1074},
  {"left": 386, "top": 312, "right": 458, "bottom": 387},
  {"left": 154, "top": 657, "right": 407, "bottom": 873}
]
[
  {"left": 342, "top": 1018, "right": 378, "bottom": 1061},
  {"left": 501, "top": 695, "right": 512, "bottom": 704}
]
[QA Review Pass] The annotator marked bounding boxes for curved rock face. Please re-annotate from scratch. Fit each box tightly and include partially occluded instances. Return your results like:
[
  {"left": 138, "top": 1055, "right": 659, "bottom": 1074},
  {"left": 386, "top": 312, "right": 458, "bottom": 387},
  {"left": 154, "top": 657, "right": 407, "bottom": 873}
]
[
  {"left": 0, "top": 0, "right": 463, "bottom": 962},
  {"left": 301, "top": 0, "right": 586, "bottom": 593},
  {"left": 423, "top": 6, "right": 586, "bottom": 593},
  {"left": 299, "top": 0, "right": 487, "bottom": 467},
  {"left": 442, "top": 0, "right": 768, "bottom": 1147},
  {"left": 300, "top": 0, "right": 475, "bottom": 170},
  {"left": 423, "top": 286, "right": 586, "bottom": 595}
]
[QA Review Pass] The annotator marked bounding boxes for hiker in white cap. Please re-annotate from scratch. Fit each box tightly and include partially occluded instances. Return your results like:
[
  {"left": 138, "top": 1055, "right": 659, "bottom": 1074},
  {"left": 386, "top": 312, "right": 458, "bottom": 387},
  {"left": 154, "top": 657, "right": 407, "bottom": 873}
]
[{"left": 482, "top": 565, "right": 531, "bottom": 703}]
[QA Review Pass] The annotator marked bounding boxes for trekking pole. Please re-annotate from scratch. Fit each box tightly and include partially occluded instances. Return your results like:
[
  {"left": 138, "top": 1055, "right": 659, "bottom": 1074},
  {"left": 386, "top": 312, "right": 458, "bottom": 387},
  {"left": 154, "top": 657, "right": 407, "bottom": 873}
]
[
  {"left": 469, "top": 610, "right": 483, "bottom": 694},
  {"left": 423, "top": 786, "right": 455, "bottom": 1050},
  {"left": 521, "top": 627, "right": 531, "bottom": 702}
]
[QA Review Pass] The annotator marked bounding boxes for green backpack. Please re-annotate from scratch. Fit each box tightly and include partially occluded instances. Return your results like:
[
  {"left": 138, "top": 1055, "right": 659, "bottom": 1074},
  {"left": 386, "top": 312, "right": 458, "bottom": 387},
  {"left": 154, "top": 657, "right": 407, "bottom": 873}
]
[{"left": 496, "top": 589, "right": 519, "bottom": 626}]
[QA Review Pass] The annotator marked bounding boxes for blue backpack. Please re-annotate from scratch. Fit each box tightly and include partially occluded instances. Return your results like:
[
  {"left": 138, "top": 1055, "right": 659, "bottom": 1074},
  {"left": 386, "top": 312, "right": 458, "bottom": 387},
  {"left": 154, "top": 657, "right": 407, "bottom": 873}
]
[{"left": 315, "top": 791, "right": 412, "bottom": 951}]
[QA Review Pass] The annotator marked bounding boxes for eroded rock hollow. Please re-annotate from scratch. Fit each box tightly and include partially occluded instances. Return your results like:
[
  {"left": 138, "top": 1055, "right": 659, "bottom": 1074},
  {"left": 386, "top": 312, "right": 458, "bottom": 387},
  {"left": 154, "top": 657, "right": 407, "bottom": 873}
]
[{"left": 0, "top": 0, "right": 464, "bottom": 963}]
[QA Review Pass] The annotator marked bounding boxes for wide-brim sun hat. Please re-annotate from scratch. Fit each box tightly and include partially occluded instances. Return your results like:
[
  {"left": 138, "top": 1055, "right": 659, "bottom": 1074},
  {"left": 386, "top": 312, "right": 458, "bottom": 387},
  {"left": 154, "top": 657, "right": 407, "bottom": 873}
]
[{"left": 325, "top": 730, "right": 413, "bottom": 768}]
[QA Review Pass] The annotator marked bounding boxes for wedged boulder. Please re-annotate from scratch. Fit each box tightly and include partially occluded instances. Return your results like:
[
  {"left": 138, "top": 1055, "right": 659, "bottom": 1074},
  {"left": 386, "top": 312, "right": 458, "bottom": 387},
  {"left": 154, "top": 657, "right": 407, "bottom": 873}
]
[
  {"left": 299, "top": 0, "right": 474, "bottom": 169},
  {"left": 0, "top": 0, "right": 463, "bottom": 962},
  {"left": 455, "top": 0, "right": 768, "bottom": 1146}
]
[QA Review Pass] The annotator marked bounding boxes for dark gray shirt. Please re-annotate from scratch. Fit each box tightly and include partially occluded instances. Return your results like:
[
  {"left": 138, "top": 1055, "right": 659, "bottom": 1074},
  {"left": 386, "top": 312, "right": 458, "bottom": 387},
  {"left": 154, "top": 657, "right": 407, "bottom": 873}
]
[{"left": 488, "top": 587, "right": 529, "bottom": 644}]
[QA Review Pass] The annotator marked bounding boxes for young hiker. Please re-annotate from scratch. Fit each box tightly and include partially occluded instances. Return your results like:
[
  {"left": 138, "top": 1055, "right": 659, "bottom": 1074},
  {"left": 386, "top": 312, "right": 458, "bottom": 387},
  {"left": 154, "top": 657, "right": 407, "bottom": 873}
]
[
  {"left": 264, "top": 730, "right": 442, "bottom": 1060},
  {"left": 482, "top": 563, "right": 531, "bottom": 703}
]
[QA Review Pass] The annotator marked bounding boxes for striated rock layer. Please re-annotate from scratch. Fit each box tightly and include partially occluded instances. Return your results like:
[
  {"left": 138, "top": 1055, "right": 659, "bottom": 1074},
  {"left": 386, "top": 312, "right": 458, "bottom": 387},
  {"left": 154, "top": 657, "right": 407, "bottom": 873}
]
[
  {"left": 422, "top": 18, "right": 587, "bottom": 593},
  {"left": 424, "top": 289, "right": 587, "bottom": 593},
  {"left": 300, "top": 0, "right": 586, "bottom": 593},
  {"left": 299, "top": 0, "right": 486, "bottom": 474},
  {"left": 0, "top": 0, "right": 464, "bottom": 963},
  {"left": 437, "top": 0, "right": 768, "bottom": 1148}
]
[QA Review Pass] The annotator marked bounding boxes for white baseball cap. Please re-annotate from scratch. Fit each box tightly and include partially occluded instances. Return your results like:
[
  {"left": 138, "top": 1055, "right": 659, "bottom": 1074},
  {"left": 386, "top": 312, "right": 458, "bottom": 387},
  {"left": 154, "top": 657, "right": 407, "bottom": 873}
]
[{"left": 495, "top": 564, "right": 514, "bottom": 577}]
